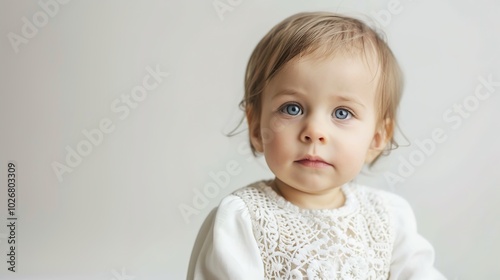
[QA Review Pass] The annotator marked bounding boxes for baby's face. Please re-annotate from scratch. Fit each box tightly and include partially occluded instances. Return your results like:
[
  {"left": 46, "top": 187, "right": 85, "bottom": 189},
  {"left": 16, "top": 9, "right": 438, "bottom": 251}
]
[{"left": 251, "top": 53, "right": 386, "bottom": 194}]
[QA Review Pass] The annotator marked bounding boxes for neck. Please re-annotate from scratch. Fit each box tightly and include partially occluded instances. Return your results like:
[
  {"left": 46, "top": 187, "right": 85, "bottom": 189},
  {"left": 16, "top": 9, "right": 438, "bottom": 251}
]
[{"left": 272, "top": 178, "right": 346, "bottom": 209}]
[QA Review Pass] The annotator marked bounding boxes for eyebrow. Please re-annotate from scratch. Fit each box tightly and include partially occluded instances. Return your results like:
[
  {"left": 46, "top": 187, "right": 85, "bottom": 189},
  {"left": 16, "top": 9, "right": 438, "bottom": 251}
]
[
  {"left": 333, "top": 95, "right": 366, "bottom": 108},
  {"left": 272, "top": 88, "right": 366, "bottom": 108},
  {"left": 271, "top": 89, "right": 301, "bottom": 100}
]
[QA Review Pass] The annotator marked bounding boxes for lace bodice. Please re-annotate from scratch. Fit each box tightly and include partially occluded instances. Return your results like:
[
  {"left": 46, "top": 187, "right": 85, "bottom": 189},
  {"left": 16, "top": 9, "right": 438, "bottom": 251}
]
[{"left": 233, "top": 181, "right": 395, "bottom": 279}]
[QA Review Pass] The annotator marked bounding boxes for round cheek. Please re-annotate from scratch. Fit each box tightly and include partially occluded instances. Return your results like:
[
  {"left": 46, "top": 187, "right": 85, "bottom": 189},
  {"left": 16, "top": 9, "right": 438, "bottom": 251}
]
[
  {"left": 259, "top": 127, "right": 276, "bottom": 147},
  {"left": 263, "top": 143, "right": 285, "bottom": 178},
  {"left": 260, "top": 115, "right": 290, "bottom": 146},
  {"left": 338, "top": 133, "right": 373, "bottom": 166},
  {"left": 261, "top": 126, "right": 290, "bottom": 172}
]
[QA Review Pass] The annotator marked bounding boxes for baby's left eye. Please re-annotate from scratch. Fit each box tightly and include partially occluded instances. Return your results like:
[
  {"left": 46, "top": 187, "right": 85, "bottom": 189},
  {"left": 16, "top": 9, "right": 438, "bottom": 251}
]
[{"left": 333, "top": 108, "right": 352, "bottom": 120}]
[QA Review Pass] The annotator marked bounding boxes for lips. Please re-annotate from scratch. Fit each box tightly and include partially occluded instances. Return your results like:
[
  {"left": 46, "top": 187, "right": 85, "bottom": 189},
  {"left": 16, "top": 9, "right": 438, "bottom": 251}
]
[{"left": 295, "top": 155, "right": 332, "bottom": 168}]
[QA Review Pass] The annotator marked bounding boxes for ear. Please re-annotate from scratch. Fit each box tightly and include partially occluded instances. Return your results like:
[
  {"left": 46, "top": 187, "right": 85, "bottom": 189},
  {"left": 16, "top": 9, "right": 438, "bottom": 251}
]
[
  {"left": 365, "top": 118, "right": 393, "bottom": 163},
  {"left": 246, "top": 106, "right": 264, "bottom": 153}
]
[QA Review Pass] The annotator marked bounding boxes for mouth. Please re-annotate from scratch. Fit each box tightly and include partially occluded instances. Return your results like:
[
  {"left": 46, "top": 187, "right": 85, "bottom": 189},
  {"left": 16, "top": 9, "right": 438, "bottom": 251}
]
[{"left": 295, "top": 155, "right": 332, "bottom": 168}]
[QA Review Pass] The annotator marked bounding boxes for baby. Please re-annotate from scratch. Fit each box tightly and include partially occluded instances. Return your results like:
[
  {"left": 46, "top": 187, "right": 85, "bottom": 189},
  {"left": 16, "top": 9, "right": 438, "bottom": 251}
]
[{"left": 189, "top": 11, "right": 446, "bottom": 279}]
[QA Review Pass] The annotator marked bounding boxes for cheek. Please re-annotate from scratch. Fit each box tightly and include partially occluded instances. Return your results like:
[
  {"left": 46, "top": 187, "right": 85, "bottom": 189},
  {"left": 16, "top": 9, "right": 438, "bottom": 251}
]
[
  {"left": 262, "top": 137, "right": 286, "bottom": 175},
  {"left": 260, "top": 115, "right": 293, "bottom": 146},
  {"left": 261, "top": 124, "right": 293, "bottom": 165},
  {"left": 336, "top": 128, "right": 374, "bottom": 158},
  {"left": 264, "top": 115, "right": 289, "bottom": 134},
  {"left": 262, "top": 127, "right": 288, "bottom": 153}
]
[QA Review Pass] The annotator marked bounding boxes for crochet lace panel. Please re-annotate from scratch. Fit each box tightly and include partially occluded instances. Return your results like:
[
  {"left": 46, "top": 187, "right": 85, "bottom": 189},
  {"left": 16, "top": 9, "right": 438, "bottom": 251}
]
[{"left": 233, "top": 181, "right": 395, "bottom": 280}]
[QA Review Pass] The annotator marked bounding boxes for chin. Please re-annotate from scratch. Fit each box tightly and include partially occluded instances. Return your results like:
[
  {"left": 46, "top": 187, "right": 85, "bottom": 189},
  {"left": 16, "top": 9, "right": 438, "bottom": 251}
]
[{"left": 290, "top": 177, "right": 341, "bottom": 191}]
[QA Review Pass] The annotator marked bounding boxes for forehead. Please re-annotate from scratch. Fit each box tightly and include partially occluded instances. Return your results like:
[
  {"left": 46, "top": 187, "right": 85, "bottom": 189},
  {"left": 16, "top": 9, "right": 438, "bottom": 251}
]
[{"left": 265, "top": 51, "right": 381, "bottom": 101}]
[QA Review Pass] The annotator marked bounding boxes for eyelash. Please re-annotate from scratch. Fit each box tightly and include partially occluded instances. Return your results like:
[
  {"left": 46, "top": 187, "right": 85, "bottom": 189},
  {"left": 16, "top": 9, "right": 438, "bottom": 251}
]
[{"left": 278, "top": 103, "right": 355, "bottom": 120}]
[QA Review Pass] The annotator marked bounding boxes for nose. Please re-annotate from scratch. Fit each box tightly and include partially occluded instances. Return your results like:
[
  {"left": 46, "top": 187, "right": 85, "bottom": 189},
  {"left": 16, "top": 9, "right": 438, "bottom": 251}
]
[{"left": 300, "top": 116, "right": 327, "bottom": 144}]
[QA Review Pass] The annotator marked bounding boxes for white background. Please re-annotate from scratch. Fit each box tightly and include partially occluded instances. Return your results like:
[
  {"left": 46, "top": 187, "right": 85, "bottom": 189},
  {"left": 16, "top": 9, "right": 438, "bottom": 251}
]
[{"left": 1, "top": 0, "right": 499, "bottom": 279}]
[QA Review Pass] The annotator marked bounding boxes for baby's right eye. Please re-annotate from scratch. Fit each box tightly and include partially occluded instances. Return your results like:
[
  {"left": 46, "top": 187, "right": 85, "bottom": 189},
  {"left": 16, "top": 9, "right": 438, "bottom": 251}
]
[{"left": 279, "top": 103, "right": 303, "bottom": 116}]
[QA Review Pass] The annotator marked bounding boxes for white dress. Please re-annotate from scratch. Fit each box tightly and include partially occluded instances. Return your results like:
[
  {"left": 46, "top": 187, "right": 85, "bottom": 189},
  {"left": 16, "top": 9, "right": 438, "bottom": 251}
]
[{"left": 188, "top": 180, "right": 446, "bottom": 280}]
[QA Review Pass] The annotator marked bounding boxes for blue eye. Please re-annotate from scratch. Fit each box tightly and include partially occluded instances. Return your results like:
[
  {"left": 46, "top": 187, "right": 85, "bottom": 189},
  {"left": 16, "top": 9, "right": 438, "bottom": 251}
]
[
  {"left": 334, "top": 108, "right": 352, "bottom": 120},
  {"left": 281, "top": 104, "right": 302, "bottom": 116}
]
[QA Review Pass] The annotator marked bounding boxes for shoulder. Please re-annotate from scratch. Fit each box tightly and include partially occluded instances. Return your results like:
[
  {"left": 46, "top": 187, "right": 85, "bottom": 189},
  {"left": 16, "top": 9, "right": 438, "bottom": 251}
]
[
  {"left": 349, "top": 183, "right": 413, "bottom": 214},
  {"left": 364, "top": 185, "right": 416, "bottom": 226},
  {"left": 232, "top": 180, "right": 268, "bottom": 197},
  {"left": 345, "top": 184, "right": 445, "bottom": 278},
  {"left": 189, "top": 182, "right": 266, "bottom": 279},
  {"left": 216, "top": 180, "right": 269, "bottom": 218},
  {"left": 200, "top": 181, "right": 265, "bottom": 250},
  {"left": 348, "top": 183, "right": 417, "bottom": 234},
  {"left": 230, "top": 180, "right": 274, "bottom": 209}
]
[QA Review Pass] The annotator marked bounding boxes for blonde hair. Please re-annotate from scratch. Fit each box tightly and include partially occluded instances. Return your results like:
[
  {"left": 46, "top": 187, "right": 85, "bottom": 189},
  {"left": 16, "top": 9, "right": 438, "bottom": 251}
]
[{"left": 240, "top": 11, "right": 404, "bottom": 164}]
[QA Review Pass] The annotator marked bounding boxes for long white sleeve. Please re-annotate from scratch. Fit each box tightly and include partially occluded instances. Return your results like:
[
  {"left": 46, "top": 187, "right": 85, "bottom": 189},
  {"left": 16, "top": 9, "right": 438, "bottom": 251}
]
[
  {"left": 189, "top": 195, "right": 264, "bottom": 280},
  {"left": 388, "top": 193, "right": 447, "bottom": 280}
]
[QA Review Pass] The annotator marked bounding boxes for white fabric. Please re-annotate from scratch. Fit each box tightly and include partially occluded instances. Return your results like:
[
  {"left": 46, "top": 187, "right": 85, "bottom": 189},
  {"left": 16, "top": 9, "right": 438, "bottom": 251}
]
[
  {"left": 191, "top": 196, "right": 264, "bottom": 280},
  {"left": 190, "top": 180, "right": 446, "bottom": 280}
]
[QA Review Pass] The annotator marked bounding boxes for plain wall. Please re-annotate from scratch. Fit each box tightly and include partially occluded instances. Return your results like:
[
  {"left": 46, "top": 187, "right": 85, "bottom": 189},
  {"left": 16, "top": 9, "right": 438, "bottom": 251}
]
[{"left": 0, "top": 0, "right": 499, "bottom": 279}]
